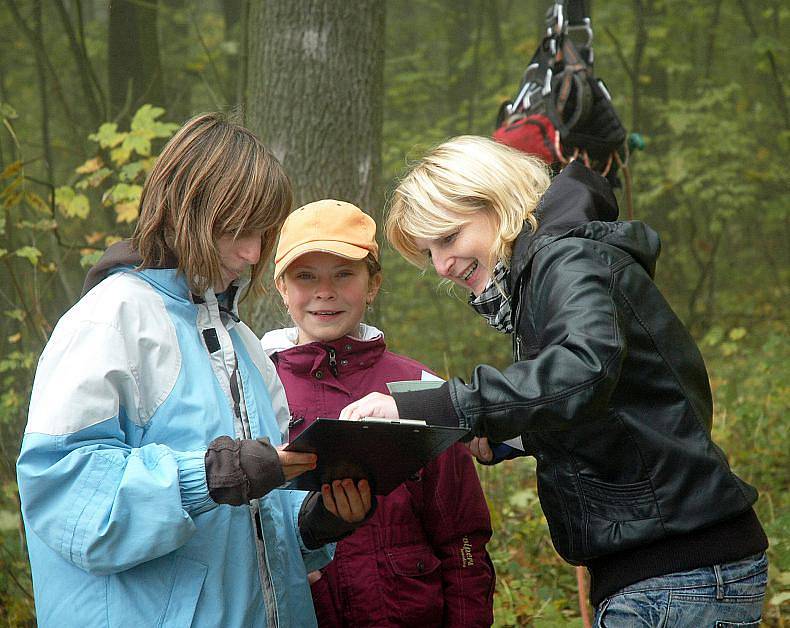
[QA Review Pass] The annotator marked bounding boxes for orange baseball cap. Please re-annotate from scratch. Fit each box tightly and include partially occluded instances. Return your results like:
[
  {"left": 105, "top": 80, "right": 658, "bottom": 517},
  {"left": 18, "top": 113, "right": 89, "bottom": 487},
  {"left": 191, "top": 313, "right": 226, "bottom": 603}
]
[{"left": 274, "top": 199, "right": 379, "bottom": 279}]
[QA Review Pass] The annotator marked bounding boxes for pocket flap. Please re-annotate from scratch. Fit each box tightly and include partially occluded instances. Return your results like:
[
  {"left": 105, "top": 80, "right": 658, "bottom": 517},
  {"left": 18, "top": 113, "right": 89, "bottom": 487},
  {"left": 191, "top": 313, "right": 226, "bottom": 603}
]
[{"left": 386, "top": 545, "right": 441, "bottom": 577}]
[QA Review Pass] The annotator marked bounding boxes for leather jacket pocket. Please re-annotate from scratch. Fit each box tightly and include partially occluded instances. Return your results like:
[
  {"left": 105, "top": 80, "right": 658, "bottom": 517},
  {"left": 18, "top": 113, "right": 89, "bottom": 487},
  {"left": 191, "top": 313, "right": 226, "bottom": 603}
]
[
  {"left": 384, "top": 545, "right": 443, "bottom": 626},
  {"left": 580, "top": 476, "right": 664, "bottom": 557}
]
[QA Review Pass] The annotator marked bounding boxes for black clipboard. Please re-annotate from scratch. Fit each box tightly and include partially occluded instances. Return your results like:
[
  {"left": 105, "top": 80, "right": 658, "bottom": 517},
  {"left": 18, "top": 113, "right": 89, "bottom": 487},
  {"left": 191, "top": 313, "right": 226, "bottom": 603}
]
[{"left": 283, "top": 418, "right": 468, "bottom": 495}]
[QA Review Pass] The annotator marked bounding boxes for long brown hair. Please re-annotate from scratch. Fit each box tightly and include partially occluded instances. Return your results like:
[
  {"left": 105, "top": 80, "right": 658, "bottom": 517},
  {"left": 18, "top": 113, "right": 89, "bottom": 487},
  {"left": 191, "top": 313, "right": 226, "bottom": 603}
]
[{"left": 131, "top": 112, "right": 292, "bottom": 297}]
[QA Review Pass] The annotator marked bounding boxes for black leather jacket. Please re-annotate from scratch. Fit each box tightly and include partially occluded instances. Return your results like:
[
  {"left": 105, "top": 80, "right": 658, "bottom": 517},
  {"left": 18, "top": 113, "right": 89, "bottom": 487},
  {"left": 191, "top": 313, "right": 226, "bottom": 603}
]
[{"left": 396, "top": 162, "right": 759, "bottom": 565}]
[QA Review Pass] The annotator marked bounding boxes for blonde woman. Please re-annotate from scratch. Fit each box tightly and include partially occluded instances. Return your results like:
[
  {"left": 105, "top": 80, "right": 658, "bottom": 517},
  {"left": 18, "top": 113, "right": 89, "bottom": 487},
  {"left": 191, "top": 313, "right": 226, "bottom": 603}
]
[
  {"left": 17, "top": 113, "right": 371, "bottom": 627},
  {"left": 342, "top": 136, "right": 768, "bottom": 626}
]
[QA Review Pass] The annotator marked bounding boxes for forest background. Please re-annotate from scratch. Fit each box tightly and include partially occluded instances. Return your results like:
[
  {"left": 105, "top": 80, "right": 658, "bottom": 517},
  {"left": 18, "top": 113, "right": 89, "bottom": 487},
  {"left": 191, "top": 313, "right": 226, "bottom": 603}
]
[{"left": 0, "top": 0, "right": 786, "bottom": 625}]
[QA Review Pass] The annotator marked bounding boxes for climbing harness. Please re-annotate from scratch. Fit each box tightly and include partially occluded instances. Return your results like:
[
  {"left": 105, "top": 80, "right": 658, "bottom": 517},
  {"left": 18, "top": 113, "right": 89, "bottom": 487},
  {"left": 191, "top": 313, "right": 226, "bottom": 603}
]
[{"left": 494, "top": 0, "right": 635, "bottom": 218}]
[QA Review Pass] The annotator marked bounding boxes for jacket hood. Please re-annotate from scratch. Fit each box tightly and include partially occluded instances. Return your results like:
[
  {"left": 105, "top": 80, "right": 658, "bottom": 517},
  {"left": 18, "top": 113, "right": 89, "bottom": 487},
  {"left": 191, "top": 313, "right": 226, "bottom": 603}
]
[
  {"left": 81, "top": 240, "right": 147, "bottom": 297},
  {"left": 81, "top": 240, "right": 249, "bottom": 312},
  {"left": 261, "top": 322, "right": 384, "bottom": 356},
  {"left": 510, "top": 161, "right": 660, "bottom": 285}
]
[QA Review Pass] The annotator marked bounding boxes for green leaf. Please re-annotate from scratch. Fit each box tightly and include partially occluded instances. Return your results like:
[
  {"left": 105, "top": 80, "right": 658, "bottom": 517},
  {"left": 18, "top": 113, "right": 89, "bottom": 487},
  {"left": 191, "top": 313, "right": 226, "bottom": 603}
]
[
  {"left": 16, "top": 219, "right": 57, "bottom": 231},
  {"left": 55, "top": 186, "right": 90, "bottom": 219},
  {"left": 14, "top": 246, "right": 42, "bottom": 266},
  {"left": 0, "top": 102, "right": 18, "bottom": 119},
  {"left": 80, "top": 250, "right": 104, "bottom": 268},
  {"left": 131, "top": 104, "right": 166, "bottom": 131},
  {"left": 103, "top": 183, "right": 143, "bottom": 205},
  {"left": 4, "top": 309, "right": 25, "bottom": 322},
  {"left": 76, "top": 167, "right": 112, "bottom": 190},
  {"left": 123, "top": 133, "right": 151, "bottom": 157},
  {"left": 89, "top": 122, "right": 125, "bottom": 148},
  {"left": 119, "top": 160, "right": 148, "bottom": 182},
  {"left": 110, "top": 144, "right": 132, "bottom": 166}
]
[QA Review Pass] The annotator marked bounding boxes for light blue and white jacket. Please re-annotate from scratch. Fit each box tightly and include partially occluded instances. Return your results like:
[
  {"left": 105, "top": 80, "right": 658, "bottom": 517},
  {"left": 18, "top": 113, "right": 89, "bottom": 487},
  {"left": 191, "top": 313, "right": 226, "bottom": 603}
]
[{"left": 17, "top": 247, "right": 332, "bottom": 627}]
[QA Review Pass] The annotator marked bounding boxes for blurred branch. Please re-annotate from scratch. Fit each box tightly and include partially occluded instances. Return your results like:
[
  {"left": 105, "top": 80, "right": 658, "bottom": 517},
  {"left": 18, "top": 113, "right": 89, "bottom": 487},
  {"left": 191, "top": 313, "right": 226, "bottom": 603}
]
[
  {"left": 735, "top": 0, "right": 789, "bottom": 129},
  {"left": 4, "top": 0, "right": 84, "bottom": 140},
  {"left": 53, "top": 0, "right": 106, "bottom": 122},
  {"left": 190, "top": 12, "right": 230, "bottom": 106},
  {"left": 703, "top": 0, "right": 723, "bottom": 80},
  {"left": 0, "top": 541, "right": 33, "bottom": 601}
]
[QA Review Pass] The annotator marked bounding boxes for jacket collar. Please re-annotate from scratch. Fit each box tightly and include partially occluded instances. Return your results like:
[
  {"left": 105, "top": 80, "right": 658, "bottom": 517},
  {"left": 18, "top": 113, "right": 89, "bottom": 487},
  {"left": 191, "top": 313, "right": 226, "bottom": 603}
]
[
  {"left": 509, "top": 161, "right": 619, "bottom": 292},
  {"left": 261, "top": 323, "right": 384, "bottom": 356},
  {"left": 81, "top": 239, "right": 248, "bottom": 315},
  {"left": 262, "top": 324, "right": 387, "bottom": 375}
]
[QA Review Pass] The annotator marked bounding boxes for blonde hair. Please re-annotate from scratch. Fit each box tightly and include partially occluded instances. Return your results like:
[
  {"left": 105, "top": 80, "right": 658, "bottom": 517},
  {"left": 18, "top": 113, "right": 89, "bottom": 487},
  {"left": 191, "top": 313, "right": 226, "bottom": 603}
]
[
  {"left": 131, "top": 112, "right": 292, "bottom": 296},
  {"left": 385, "top": 135, "right": 551, "bottom": 269}
]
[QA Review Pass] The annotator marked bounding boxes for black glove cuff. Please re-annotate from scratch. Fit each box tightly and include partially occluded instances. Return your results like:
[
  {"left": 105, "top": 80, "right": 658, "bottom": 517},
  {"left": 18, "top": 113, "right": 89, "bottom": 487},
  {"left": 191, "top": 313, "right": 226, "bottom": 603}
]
[
  {"left": 298, "top": 490, "right": 378, "bottom": 550},
  {"left": 205, "top": 436, "right": 284, "bottom": 506}
]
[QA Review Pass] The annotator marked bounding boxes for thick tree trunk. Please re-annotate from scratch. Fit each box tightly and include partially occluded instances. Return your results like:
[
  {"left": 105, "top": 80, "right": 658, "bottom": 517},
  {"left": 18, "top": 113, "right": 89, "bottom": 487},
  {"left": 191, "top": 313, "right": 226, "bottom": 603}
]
[
  {"left": 108, "top": 0, "right": 165, "bottom": 118},
  {"left": 245, "top": 0, "right": 385, "bottom": 333}
]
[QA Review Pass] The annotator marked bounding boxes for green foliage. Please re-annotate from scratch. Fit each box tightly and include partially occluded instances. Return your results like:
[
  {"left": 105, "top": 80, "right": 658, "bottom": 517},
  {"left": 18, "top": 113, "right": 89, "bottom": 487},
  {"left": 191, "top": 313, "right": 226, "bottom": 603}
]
[{"left": 0, "top": 1, "right": 787, "bottom": 625}]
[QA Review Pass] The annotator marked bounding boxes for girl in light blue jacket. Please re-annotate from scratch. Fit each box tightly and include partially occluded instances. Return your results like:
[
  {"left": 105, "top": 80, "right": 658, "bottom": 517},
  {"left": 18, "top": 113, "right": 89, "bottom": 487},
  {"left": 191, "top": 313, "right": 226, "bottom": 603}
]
[{"left": 17, "top": 113, "right": 372, "bottom": 627}]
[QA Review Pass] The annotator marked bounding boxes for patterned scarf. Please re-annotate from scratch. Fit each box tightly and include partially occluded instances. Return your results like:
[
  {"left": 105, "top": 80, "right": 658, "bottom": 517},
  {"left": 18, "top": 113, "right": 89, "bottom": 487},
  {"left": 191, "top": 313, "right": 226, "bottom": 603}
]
[{"left": 468, "top": 261, "right": 513, "bottom": 334}]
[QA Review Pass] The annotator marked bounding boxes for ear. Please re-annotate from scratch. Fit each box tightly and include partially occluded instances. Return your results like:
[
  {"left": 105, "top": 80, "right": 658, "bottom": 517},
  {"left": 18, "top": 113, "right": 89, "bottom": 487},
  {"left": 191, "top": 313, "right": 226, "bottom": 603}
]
[
  {"left": 367, "top": 272, "right": 382, "bottom": 304},
  {"left": 275, "top": 275, "right": 288, "bottom": 307}
]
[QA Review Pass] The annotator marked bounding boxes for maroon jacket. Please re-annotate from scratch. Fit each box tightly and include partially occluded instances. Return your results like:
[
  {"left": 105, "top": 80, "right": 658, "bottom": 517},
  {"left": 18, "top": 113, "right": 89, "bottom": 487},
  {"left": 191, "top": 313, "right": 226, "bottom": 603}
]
[{"left": 262, "top": 326, "right": 495, "bottom": 627}]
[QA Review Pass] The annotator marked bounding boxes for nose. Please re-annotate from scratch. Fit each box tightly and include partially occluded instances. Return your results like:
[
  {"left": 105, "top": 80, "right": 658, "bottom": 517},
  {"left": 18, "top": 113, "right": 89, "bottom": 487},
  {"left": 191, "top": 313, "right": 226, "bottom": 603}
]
[
  {"left": 431, "top": 250, "right": 452, "bottom": 278},
  {"left": 238, "top": 235, "right": 262, "bottom": 265},
  {"left": 315, "top": 275, "right": 335, "bottom": 299}
]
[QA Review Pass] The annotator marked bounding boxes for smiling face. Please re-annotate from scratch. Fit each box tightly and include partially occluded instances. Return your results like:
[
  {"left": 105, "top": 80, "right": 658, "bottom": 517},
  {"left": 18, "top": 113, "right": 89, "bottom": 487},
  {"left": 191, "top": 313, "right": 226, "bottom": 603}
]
[
  {"left": 277, "top": 251, "right": 382, "bottom": 345},
  {"left": 214, "top": 232, "right": 263, "bottom": 293},
  {"left": 413, "top": 211, "right": 499, "bottom": 296}
]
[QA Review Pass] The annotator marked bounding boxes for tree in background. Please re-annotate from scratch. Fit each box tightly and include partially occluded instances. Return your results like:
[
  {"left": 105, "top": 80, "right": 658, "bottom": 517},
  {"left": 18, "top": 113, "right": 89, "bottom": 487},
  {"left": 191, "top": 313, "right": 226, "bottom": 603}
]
[
  {"left": 244, "top": 0, "right": 386, "bottom": 331},
  {"left": 108, "top": 0, "right": 164, "bottom": 119},
  {"left": 0, "top": 1, "right": 787, "bottom": 624}
]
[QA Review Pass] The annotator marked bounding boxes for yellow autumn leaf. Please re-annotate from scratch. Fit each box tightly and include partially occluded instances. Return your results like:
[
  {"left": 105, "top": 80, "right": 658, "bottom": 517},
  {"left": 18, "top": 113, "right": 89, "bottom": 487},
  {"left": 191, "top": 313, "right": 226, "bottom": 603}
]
[
  {"left": 84, "top": 231, "right": 105, "bottom": 245},
  {"left": 26, "top": 191, "right": 50, "bottom": 215},
  {"left": 115, "top": 201, "right": 138, "bottom": 223},
  {"left": 0, "top": 160, "right": 22, "bottom": 181},
  {"left": 8, "top": 332, "right": 21, "bottom": 344},
  {"left": 76, "top": 157, "right": 104, "bottom": 174}
]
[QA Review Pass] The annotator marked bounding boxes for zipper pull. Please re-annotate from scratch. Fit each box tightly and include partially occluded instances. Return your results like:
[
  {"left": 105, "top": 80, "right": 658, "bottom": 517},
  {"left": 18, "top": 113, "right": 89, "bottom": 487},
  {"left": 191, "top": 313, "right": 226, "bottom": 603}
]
[{"left": 327, "top": 347, "right": 338, "bottom": 377}]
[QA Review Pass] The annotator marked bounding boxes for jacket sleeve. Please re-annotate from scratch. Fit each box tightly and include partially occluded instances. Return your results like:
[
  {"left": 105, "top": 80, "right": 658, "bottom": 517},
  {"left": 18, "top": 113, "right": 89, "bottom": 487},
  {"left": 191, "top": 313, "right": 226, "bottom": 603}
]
[
  {"left": 449, "top": 239, "right": 626, "bottom": 443},
  {"left": 17, "top": 318, "right": 215, "bottom": 576},
  {"left": 420, "top": 444, "right": 495, "bottom": 627},
  {"left": 286, "top": 489, "right": 335, "bottom": 572}
]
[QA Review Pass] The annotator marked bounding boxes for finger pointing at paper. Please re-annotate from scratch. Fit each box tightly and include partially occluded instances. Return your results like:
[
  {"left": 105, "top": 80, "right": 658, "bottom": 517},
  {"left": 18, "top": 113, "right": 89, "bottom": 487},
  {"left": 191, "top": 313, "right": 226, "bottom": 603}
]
[{"left": 339, "top": 392, "right": 400, "bottom": 421}]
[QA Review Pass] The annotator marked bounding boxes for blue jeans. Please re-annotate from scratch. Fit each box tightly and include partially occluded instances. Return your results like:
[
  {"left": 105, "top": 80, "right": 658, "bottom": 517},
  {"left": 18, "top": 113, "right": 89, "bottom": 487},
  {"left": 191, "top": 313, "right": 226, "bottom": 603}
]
[{"left": 594, "top": 552, "right": 768, "bottom": 627}]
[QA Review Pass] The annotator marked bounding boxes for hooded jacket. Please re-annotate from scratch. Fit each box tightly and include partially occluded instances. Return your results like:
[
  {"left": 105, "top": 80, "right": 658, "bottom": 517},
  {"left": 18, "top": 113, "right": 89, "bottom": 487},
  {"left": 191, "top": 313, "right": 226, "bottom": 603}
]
[
  {"left": 262, "top": 325, "right": 495, "bottom": 627},
  {"left": 17, "top": 242, "right": 333, "bottom": 627},
  {"left": 394, "top": 162, "right": 767, "bottom": 604}
]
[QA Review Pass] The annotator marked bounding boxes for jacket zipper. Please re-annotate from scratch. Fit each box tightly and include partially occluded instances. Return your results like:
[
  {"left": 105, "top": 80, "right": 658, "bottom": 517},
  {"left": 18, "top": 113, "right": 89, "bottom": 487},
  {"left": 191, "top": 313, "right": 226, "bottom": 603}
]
[
  {"left": 327, "top": 347, "right": 338, "bottom": 377},
  {"left": 216, "top": 311, "right": 279, "bottom": 627},
  {"left": 510, "top": 276, "right": 534, "bottom": 455}
]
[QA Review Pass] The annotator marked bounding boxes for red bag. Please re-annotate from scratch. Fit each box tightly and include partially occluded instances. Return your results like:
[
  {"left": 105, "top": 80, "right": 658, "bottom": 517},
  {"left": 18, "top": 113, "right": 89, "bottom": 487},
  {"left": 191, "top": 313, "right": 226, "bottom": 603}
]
[{"left": 493, "top": 113, "right": 558, "bottom": 165}]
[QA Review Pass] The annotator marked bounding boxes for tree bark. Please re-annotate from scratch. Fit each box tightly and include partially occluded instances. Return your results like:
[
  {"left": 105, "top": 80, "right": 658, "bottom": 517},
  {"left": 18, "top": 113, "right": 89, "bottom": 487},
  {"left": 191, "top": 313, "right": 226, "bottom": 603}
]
[
  {"left": 108, "top": 0, "right": 165, "bottom": 118},
  {"left": 245, "top": 0, "right": 385, "bottom": 333}
]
